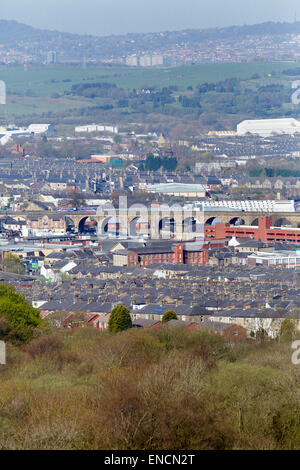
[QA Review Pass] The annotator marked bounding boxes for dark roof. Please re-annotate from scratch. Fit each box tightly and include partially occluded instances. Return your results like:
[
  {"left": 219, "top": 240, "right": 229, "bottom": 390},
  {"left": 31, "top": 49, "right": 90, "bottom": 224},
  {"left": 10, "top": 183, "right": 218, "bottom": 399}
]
[
  {"left": 197, "top": 320, "right": 239, "bottom": 331},
  {"left": 130, "top": 245, "right": 175, "bottom": 255},
  {"left": 162, "top": 319, "right": 197, "bottom": 328},
  {"left": 133, "top": 318, "right": 161, "bottom": 328}
]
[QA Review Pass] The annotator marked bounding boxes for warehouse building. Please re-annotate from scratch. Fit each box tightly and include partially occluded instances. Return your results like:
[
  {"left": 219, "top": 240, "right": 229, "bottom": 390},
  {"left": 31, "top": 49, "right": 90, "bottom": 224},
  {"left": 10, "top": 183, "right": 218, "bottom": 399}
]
[
  {"left": 248, "top": 250, "right": 300, "bottom": 268},
  {"left": 145, "top": 183, "right": 206, "bottom": 198},
  {"left": 204, "top": 199, "right": 295, "bottom": 213},
  {"left": 75, "top": 124, "right": 118, "bottom": 134},
  {"left": 237, "top": 118, "right": 300, "bottom": 137}
]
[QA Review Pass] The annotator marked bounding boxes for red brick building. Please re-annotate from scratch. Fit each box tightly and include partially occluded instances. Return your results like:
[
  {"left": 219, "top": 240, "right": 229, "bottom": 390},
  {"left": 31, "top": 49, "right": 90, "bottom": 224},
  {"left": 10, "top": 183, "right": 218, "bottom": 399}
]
[
  {"left": 205, "top": 216, "right": 300, "bottom": 245},
  {"left": 199, "top": 322, "right": 247, "bottom": 343},
  {"left": 123, "top": 242, "right": 210, "bottom": 267}
]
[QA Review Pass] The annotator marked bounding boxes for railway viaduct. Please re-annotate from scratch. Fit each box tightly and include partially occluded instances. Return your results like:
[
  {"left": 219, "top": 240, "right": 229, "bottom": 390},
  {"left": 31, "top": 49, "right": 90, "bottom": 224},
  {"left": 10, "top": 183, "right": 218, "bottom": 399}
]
[{"left": 6, "top": 208, "right": 300, "bottom": 238}]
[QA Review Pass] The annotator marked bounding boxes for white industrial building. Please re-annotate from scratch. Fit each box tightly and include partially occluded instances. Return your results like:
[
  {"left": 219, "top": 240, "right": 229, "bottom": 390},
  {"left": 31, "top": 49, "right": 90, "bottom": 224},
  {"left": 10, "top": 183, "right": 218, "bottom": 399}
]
[
  {"left": 75, "top": 124, "right": 118, "bottom": 134},
  {"left": 0, "top": 124, "right": 52, "bottom": 145},
  {"left": 27, "top": 124, "right": 52, "bottom": 134},
  {"left": 237, "top": 118, "right": 300, "bottom": 137},
  {"left": 139, "top": 55, "right": 152, "bottom": 67},
  {"left": 248, "top": 250, "right": 300, "bottom": 268},
  {"left": 125, "top": 54, "right": 164, "bottom": 67},
  {"left": 145, "top": 183, "right": 206, "bottom": 197},
  {"left": 126, "top": 55, "right": 138, "bottom": 66},
  {"left": 204, "top": 200, "right": 295, "bottom": 213}
]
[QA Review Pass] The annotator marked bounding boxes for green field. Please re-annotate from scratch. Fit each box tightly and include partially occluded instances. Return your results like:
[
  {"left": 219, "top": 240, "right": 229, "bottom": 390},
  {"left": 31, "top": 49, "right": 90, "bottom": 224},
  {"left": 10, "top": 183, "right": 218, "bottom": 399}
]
[
  {"left": 1, "top": 62, "right": 299, "bottom": 94},
  {"left": 0, "top": 62, "right": 300, "bottom": 120}
]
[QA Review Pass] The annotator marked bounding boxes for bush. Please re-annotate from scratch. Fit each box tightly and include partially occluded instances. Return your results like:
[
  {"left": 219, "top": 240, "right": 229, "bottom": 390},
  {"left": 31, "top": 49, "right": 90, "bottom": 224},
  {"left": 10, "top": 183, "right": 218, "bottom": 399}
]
[
  {"left": 279, "top": 318, "right": 297, "bottom": 342},
  {"left": 1, "top": 253, "right": 25, "bottom": 275},
  {"left": 0, "top": 284, "right": 43, "bottom": 342},
  {"left": 0, "top": 317, "right": 11, "bottom": 339},
  {"left": 0, "top": 323, "right": 300, "bottom": 449},
  {"left": 24, "top": 334, "right": 64, "bottom": 358},
  {"left": 90, "top": 356, "right": 235, "bottom": 450}
]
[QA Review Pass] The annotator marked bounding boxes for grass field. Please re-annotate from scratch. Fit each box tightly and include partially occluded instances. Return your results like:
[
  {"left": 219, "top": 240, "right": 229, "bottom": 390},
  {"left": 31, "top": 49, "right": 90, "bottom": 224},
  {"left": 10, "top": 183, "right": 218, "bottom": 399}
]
[
  {"left": 1, "top": 62, "right": 300, "bottom": 95},
  {"left": 0, "top": 62, "right": 300, "bottom": 120}
]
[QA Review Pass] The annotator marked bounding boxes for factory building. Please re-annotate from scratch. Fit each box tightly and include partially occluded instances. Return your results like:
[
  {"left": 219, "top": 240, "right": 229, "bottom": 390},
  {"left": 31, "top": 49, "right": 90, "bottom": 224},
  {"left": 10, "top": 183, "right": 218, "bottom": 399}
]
[
  {"left": 237, "top": 118, "right": 300, "bottom": 137},
  {"left": 125, "top": 55, "right": 138, "bottom": 66},
  {"left": 75, "top": 124, "right": 118, "bottom": 134},
  {"left": 125, "top": 54, "right": 164, "bottom": 67},
  {"left": 145, "top": 183, "right": 206, "bottom": 198}
]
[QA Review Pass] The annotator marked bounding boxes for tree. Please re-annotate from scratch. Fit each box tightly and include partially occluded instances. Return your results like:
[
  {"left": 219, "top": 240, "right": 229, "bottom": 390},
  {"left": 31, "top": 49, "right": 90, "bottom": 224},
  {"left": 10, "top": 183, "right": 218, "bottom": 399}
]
[
  {"left": 68, "top": 191, "right": 86, "bottom": 209},
  {"left": 256, "top": 327, "right": 268, "bottom": 343},
  {"left": 279, "top": 318, "right": 297, "bottom": 342},
  {"left": 108, "top": 305, "right": 132, "bottom": 333},
  {"left": 145, "top": 154, "right": 162, "bottom": 172},
  {"left": 1, "top": 253, "right": 25, "bottom": 275},
  {"left": 162, "top": 310, "right": 178, "bottom": 323},
  {"left": 61, "top": 272, "right": 72, "bottom": 283},
  {"left": 36, "top": 140, "right": 57, "bottom": 159},
  {"left": 162, "top": 157, "right": 178, "bottom": 171},
  {"left": 0, "top": 284, "right": 43, "bottom": 342}
]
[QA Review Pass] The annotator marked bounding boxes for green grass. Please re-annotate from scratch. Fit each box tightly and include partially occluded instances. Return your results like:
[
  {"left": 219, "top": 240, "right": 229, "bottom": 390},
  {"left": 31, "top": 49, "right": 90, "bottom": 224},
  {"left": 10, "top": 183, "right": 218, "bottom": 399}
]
[
  {"left": 3, "top": 96, "right": 95, "bottom": 118},
  {"left": 0, "top": 62, "right": 299, "bottom": 95},
  {"left": 0, "top": 61, "right": 299, "bottom": 121}
]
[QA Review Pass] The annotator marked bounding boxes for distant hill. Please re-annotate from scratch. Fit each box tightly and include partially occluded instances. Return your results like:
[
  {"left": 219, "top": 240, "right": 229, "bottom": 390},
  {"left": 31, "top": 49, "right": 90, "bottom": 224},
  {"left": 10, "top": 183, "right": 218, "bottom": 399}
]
[
  {"left": 0, "top": 20, "right": 81, "bottom": 44},
  {"left": 1, "top": 19, "right": 300, "bottom": 44},
  {"left": 1, "top": 19, "right": 300, "bottom": 64}
]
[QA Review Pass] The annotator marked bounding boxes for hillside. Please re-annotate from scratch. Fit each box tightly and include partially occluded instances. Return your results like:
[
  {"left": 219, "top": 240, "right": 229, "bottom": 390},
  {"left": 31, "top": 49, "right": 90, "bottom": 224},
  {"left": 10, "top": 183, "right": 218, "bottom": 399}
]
[
  {"left": 1, "top": 19, "right": 300, "bottom": 46},
  {"left": 1, "top": 61, "right": 300, "bottom": 132},
  {"left": 1, "top": 20, "right": 300, "bottom": 64},
  {"left": 1, "top": 325, "right": 300, "bottom": 450}
]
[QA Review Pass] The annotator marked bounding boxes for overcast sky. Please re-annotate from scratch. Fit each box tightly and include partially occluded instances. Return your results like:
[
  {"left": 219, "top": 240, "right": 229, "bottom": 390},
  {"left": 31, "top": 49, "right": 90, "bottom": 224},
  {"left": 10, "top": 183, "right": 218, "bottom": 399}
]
[{"left": 1, "top": 0, "right": 299, "bottom": 36}]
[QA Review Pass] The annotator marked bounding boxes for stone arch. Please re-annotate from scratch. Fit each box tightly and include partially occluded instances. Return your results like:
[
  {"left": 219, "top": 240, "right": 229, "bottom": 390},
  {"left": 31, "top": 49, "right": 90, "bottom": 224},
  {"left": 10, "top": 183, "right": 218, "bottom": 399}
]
[
  {"left": 158, "top": 217, "right": 176, "bottom": 238},
  {"left": 100, "top": 216, "right": 120, "bottom": 236},
  {"left": 128, "top": 203, "right": 149, "bottom": 238},
  {"left": 78, "top": 216, "right": 98, "bottom": 234},
  {"left": 251, "top": 218, "right": 259, "bottom": 226},
  {"left": 129, "top": 216, "right": 149, "bottom": 237},
  {"left": 182, "top": 216, "right": 197, "bottom": 233},
  {"left": 205, "top": 216, "right": 223, "bottom": 226},
  {"left": 273, "top": 218, "right": 292, "bottom": 228},
  {"left": 65, "top": 216, "right": 76, "bottom": 233},
  {"left": 229, "top": 217, "right": 246, "bottom": 226},
  {"left": 182, "top": 216, "right": 203, "bottom": 237}
]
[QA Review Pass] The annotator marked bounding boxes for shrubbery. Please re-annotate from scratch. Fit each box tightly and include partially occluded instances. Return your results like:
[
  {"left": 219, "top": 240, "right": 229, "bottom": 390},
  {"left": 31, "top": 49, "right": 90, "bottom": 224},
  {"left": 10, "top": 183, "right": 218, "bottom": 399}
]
[
  {"left": 0, "top": 284, "right": 44, "bottom": 342},
  {"left": 0, "top": 324, "right": 300, "bottom": 449}
]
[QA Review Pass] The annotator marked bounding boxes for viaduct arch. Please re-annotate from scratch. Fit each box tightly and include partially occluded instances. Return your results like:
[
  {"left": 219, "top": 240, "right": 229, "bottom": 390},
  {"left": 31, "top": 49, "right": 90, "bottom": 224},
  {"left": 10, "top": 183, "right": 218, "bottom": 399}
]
[{"left": 6, "top": 210, "right": 300, "bottom": 238}]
